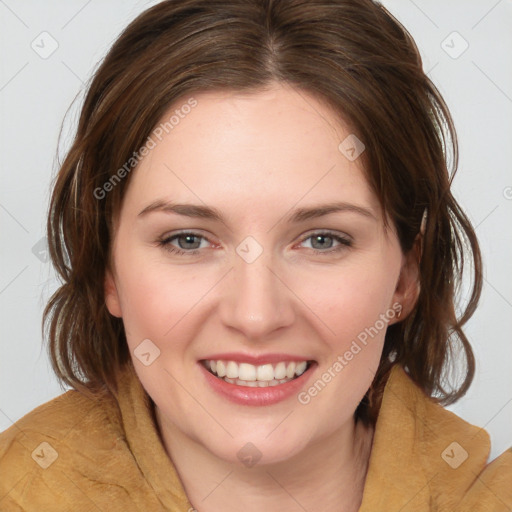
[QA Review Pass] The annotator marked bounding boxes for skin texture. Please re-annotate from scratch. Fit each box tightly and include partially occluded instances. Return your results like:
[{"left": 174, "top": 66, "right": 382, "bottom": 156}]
[{"left": 104, "top": 82, "right": 419, "bottom": 512}]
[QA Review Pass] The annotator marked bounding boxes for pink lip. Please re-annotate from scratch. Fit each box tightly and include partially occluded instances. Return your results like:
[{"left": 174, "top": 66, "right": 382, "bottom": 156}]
[
  {"left": 198, "top": 360, "right": 316, "bottom": 406},
  {"left": 199, "top": 352, "right": 313, "bottom": 365}
]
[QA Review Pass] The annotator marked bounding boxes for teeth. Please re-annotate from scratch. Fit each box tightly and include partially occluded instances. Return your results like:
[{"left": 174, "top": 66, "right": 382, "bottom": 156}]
[
  {"left": 239, "top": 363, "right": 257, "bottom": 381},
  {"left": 295, "top": 361, "right": 307, "bottom": 376},
  {"left": 204, "top": 359, "right": 310, "bottom": 384},
  {"left": 226, "top": 361, "right": 238, "bottom": 379},
  {"left": 257, "top": 364, "right": 274, "bottom": 381},
  {"left": 232, "top": 378, "right": 296, "bottom": 388},
  {"left": 216, "top": 361, "right": 226, "bottom": 377},
  {"left": 274, "top": 362, "right": 287, "bottom": 380}
]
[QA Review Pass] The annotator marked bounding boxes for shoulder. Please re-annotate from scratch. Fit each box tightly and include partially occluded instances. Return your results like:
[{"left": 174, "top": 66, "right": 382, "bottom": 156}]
[
  {"left": 419, "top": 389, "right": 512, "bottom": 510},
  {"left": 0, "top": 388, "right": 110, "bottom": 464},
  {"left": 0, "top": 388, "right": 130, "bottom": 510},
  {"left": 454, "top": 446, "right": 512, "bottom": 511},
  {"left": 362, "top": 365, "right": 512, "bottom": 510}
]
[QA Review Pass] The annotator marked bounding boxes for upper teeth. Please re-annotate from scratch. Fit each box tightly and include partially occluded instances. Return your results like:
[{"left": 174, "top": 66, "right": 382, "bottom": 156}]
[{"left": 205, "top": 360, "right": 308, "bottom": 381}]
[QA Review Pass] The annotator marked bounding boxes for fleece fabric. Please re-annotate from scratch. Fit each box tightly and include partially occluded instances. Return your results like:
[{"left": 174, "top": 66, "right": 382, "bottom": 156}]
[{"left": 1, "top": 362, "right": 511, "bottom": 511}]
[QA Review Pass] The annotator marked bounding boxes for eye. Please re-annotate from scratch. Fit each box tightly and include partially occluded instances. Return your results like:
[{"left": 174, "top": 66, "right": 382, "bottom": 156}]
[
  {"left": 298, "top": 231, "right": 352, "bottom": 254},
  {"left": 158, "top": 231, "right": 211, "bottom": 255},
  {"left": 157, "top": 230, "right": 352, "bottom": 257}
]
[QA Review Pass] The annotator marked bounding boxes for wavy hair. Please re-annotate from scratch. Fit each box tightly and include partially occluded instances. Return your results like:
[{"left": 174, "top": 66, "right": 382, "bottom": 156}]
[{"left": 43, "top": 0, "right": 482, "bottom": 425}]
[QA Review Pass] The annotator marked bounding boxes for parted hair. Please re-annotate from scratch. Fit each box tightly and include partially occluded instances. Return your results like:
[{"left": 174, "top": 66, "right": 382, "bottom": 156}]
[{"left": 44, "top": 0, "right": 482, "bottom": 425}]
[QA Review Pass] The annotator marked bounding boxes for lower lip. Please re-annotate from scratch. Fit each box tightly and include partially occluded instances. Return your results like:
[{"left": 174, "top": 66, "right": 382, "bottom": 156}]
[{"left": 199, "top": 362, "right": 316, "bottom": 406}]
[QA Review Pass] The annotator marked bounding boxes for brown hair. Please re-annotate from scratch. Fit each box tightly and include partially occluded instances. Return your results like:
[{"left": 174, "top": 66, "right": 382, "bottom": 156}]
[{"left": 43, "top": 0, "right": 482, "bottom": 425}]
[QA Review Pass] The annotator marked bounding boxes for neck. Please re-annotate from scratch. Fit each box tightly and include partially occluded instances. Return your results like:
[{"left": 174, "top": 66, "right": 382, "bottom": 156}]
[{"left": 155, "top": 407, "right": 374, "bottom": 512}]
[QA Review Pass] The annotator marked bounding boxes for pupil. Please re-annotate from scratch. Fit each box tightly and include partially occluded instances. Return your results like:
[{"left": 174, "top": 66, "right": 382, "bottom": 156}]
[
  {"left": 312, "top": 235, "right": 332, "bottom": 249},
  {"left": 179, "top": 234, "right": 200, "bottom": 249}
]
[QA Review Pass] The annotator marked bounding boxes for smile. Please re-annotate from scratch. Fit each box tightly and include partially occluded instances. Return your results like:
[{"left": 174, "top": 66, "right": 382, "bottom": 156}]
[{"left": 201, "top": 359, "right": 312, "bottom": 388}]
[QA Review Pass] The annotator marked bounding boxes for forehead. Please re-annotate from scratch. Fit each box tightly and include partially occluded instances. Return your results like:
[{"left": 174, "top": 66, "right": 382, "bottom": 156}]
[{"left": 122, "top": 83, "right": 379, "bottom": 219}]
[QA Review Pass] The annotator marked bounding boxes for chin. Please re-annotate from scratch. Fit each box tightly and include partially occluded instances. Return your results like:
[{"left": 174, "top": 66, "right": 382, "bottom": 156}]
[{"left": 201, "top": 431, "right": 312, "bottom": 469}]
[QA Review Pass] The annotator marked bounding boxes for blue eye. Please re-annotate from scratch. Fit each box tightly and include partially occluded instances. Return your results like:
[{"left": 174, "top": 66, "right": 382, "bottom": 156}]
[
  {"left": 157, "top": 230, "right": 352, "bottom": 256},
  {"left": 158, "top": 232, "right": 208, "bottom": 255},
  {"left": 299, "top": 232, "right": 352, "bottom": 253}
]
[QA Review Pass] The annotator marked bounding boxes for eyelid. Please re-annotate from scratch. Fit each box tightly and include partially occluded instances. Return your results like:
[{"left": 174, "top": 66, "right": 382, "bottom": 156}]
[
  {"left": 297, "top": 229, "right": 352, "bottom": 243},
  {"left": 160, "top": 228, "right": 211, "bottom": 240},
  {"left": 295, "top": 229, "right": 352, "bottom": 253},
  {"left": 158, "top": 230, "right": 214, "bottom": 253},
  {"left": 158, "top": 229, "right": 352, "bottom": 256}
]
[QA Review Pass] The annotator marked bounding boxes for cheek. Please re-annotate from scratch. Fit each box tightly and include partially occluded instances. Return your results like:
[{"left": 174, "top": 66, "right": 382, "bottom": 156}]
[
  {"left": 291, "top": 263, "right": 399, "bottom": 423},
  {"left": 292, "top": 259, "right": 399, "bottom": 347},
  {"left": 113, "top": 246, "right": 212, "bottom": 347}
]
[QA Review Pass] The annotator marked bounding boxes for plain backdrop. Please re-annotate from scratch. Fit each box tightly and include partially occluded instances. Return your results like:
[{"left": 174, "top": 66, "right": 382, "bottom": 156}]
[{"left": 1, "top": 0, "right": 511, "bottom": 462}]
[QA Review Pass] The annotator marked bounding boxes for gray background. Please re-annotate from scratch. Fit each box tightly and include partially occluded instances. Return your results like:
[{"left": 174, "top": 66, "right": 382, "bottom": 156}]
[{"left": 1, "top": 0, "right": 511, "bottom": 461}]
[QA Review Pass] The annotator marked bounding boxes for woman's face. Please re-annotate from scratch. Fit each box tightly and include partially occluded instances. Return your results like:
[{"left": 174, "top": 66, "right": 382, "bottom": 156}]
[{"left": 105, "top": 83, "right": 415, "bottom": 466}]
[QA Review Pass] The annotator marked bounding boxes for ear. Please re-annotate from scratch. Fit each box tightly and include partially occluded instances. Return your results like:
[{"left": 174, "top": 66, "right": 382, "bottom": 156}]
[
  {"left": 391, "top": 233, "right": 422, "bottom": 323},
  {"left": 104, "top": 268, "right": 123, "bottom": 318}
]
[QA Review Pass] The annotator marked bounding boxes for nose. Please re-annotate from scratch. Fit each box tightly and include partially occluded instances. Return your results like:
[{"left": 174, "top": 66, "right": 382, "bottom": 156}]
[{"left": 218, "top": 246, "right": 295, "bottom": 341}]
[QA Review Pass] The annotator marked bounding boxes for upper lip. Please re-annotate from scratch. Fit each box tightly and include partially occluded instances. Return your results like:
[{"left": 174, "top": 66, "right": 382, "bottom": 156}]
[{"left": 199, "top": 353, "right": 314, "bottom": 366}]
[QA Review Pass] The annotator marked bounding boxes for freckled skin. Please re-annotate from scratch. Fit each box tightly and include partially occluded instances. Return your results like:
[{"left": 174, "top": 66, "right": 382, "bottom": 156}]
[{"left": 104, "top": 82, "right": 418, "bottom": 512}]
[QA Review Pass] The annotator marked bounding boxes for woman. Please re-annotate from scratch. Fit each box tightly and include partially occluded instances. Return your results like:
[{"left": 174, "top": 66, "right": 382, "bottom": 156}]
[{"left": 0, "top": 0, "right": 510, "bottom": 510}]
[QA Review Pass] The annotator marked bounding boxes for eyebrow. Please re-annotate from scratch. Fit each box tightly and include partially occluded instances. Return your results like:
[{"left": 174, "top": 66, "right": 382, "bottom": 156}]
[{"left": 137, "top": 200, "right": 377, "bottom": 223}]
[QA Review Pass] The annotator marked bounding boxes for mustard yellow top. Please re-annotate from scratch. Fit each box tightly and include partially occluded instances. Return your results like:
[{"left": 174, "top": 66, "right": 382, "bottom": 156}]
[{"left": 1, "top": 362, "right": 511, "bottom": 511}]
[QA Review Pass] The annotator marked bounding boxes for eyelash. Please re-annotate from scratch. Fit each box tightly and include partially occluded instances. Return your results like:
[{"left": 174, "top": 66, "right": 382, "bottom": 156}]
[{"left": 157, "top": 230, "right": 353, "bottom": 256}]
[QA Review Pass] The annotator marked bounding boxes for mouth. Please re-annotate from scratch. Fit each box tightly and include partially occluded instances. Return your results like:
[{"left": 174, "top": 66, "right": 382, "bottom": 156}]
[{"left": 200, "top": 359, "right": 315, "bottom": 388}]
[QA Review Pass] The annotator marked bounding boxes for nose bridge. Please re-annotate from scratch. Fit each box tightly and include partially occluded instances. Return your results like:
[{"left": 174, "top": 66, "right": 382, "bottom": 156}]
[{"left": 219, "top": 239, "right": 294, "bottom": 338}]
